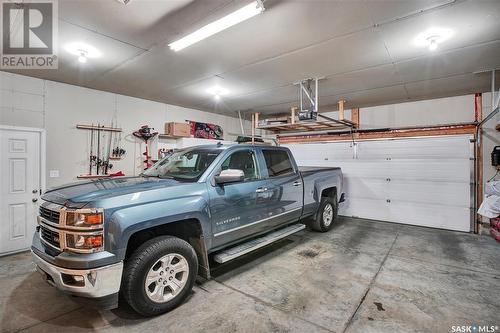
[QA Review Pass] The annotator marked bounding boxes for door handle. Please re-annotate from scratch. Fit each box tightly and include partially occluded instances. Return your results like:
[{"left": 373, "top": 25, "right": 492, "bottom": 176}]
[
  {"left": 292, "top": 181, "right": 302, "bottom": 186},
  {"left": 32, "top": 189, "right": 38, "bottom": 194},
  {"left": 32, "top": 198, "right": 38, "bottom": 203},
  {"left": 256, "top": 187, "right": 268, "bottom": 193}
]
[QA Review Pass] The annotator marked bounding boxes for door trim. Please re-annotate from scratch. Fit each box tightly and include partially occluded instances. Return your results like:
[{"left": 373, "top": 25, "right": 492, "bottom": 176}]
[
  {"left": 0, "top": 125, "right": 46, "bottom": 195},
  {"left": 0, "top": 125, "right": 46, "bottom": 254},
  {"left": 213, "top": 207, "right": 302, "bottom": 237}
]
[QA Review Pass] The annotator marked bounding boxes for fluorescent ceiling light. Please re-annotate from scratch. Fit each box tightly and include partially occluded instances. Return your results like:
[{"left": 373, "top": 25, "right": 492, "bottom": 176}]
[
  {"left": 413, "top": 27, "right": 453, "bottom": 51},
  {"left": 65, "top": 42, "right": 102, "bottom": 59},
  {"left": 169, "top": 1, "right": 264, "bottom": 51}
]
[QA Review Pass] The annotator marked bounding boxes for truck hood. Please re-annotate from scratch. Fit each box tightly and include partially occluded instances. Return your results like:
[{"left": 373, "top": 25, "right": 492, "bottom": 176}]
[{"left": 42, "top": 176, "right": 188, "bottom": 205}]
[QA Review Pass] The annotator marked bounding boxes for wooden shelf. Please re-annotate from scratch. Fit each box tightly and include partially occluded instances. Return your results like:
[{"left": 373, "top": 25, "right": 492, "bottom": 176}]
[
  {"left": 76, "top": 124, "right": 122, "bottom": 132},
  {"left": 257, "top": 120, "right": 353, "bottom": 133},
  {"left": 77, "top": 174, "right": 111, "bottom": 179},
  {"left": 158, "top": 134, "right": 189, "bottom": 139}
]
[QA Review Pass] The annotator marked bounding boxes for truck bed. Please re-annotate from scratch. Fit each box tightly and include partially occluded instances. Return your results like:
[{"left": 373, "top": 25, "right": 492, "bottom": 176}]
[{"left": 298, "top": 166, "right": 341, "bottom": 175}]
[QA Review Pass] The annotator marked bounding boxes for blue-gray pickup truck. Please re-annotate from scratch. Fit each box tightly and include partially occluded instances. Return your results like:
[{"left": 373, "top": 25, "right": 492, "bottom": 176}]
[{"left": 32, "top": 144, "right": 344, "bottom": 316}]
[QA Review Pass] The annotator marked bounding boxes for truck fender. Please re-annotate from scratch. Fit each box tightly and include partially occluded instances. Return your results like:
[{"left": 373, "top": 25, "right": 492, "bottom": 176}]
[{"left": 107, "top": 195, "right": 211, "bottom": 261}]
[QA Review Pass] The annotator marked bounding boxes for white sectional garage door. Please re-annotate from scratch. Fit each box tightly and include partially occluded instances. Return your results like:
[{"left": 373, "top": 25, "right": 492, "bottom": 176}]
[{"left": 285, "top": 135, "right": 473, "bottom": 232}]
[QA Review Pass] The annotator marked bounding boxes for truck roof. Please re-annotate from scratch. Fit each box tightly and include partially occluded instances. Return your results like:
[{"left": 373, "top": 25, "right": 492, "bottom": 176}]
[{"left": 185, "top": 143, "right": 285, "bottom": 151}]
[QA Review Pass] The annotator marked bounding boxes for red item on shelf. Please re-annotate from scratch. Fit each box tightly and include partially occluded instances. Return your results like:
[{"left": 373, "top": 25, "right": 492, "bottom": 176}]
[
  {"left": 491, "top": 218, "right": 500, "bottom": 230},
  {"left": 109, "top": 171, "right": 125, "bottom": 177},
  {"left": 490, "top": 227, "right": 500, "bottom": 242}
]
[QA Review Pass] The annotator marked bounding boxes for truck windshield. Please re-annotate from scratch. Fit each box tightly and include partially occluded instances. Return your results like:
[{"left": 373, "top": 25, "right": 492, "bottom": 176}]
[{"left": 143, "top": 149, "right": 221, "bottom": 181}]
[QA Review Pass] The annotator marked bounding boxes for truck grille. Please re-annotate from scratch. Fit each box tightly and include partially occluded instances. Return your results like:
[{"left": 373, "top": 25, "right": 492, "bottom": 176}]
[
  {"left": 40, "top": 225, "right": 61, "bottom": 249},
  {"left": 39, "top": 206, "right": 60, "bottom": 223}
]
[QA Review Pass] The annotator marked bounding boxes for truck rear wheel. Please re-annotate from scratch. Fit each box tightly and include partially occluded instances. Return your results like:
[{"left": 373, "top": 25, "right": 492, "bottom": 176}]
[
  {"left": 310, "top": 193, "right": 338, "bottom": 232},
  {"left": 121, "top": 236, "right": 198, "bottom": 316}
]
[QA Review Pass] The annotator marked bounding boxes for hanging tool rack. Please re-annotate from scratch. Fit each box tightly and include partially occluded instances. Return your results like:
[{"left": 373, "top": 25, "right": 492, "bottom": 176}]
[
  {"left": 76, "top": 124, "right": 122, "bottom": 132},
  {"left": 76, "top": 123, "right": 123, "bottom": 179}
]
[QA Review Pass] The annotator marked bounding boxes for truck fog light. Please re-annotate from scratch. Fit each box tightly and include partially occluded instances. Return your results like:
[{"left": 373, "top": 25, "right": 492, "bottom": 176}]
[{"left": 61, "top": 273, "right": 85, "bottom": 287}]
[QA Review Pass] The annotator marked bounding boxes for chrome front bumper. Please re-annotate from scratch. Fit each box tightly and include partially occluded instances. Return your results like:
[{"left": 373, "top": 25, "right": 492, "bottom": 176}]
[{"left": 31, "top": 250, "right": 123, "bottom": 298}]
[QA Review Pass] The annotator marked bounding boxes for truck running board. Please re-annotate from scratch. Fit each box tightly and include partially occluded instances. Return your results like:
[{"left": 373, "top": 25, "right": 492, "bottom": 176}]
[{"left": 213, "top": 224, "right": 306, "bottom": 264}]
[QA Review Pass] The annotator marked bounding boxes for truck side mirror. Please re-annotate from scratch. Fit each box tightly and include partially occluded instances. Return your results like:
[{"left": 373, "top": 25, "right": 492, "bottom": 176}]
[{"left": 214, "top": 169, "right": 244, "bottom": 185}]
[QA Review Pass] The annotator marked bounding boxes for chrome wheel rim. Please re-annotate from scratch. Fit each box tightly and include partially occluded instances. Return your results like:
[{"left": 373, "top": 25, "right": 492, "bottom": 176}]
[
  {"left": 144, "top": 253, "right": 189, "bottom": 303},
  {"left": 323, "top": 203, "right": 334, "bottom": 227}
]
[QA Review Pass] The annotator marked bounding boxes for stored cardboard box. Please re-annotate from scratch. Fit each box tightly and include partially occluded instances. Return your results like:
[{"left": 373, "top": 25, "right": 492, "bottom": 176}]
[{"left": 165, "top": 122, "right": 191, "bottom": 137}]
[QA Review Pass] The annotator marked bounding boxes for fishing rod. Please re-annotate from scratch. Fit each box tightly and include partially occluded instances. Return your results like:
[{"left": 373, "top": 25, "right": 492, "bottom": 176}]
[
  {"left": 104, "top": 121, "right": 113, "bottom": 174},
  {"left": 89, "top": 123, "right": 94, "bottom": 174},
  {"left": 96, "top": 123, "right": 101, "bottom": 175}
]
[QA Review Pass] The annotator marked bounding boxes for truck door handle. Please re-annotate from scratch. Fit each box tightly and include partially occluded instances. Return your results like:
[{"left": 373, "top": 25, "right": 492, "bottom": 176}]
[
  {"left": 256, "top": 187, "right": 268, "bottom": 193},
  {"left": 292, "top": 181, "right": 302, "bottom": 186}
]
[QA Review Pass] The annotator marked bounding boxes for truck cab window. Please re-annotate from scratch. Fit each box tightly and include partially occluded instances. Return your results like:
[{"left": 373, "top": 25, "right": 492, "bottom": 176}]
[
  {"left": 220, "top": 150, "right": 258, "bottom": 181},
  {"left": 262, "top": 150, "right": 294, "bottom": 177}
]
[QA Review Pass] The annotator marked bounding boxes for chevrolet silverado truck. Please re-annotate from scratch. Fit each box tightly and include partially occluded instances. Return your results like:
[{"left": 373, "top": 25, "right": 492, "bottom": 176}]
[{"left": 32, "top": 144, "right": 344, "bottom": 316}]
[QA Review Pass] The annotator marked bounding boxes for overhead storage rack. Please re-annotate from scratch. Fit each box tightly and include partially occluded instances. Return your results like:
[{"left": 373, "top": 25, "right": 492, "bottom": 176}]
[{"left": 253, "top": 100, "right": 358, "bottom": 135}]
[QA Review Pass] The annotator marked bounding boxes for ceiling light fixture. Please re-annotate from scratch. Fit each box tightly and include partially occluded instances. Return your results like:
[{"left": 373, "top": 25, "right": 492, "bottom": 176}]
[
  {"left": 78, "top": 50, "right": 88, "bottom": 63},
  {"left": 168, "top": 0, "right": 265, "bottom": 52},
  {"left": 427, "top": 36, "right": 438, "bottom": 51},
  {"left": 413, "top": 27, "right": 453, "bottom": 52},
  {"left": 207, "top": 86, "right": 229, "bottom": 100},
  {"left": 64, "top": 42, "right": 102, "bottom": 63}
]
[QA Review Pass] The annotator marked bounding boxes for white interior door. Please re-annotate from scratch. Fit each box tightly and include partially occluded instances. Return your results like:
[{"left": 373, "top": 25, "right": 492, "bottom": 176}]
[
  {"left": 0, "top": 128, "right": 41, "bottom": 255},
  {"left": 285, "top": 135, "right": 473, "bottom": 232}
]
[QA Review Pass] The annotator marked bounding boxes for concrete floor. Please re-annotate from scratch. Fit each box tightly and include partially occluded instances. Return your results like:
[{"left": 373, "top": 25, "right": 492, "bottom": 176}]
[{"left": 1, "top": 217, "right": 499, "bottom": 333}]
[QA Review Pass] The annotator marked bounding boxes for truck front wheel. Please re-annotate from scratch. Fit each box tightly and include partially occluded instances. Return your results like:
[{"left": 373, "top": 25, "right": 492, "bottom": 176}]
[
  {"left": 121, "top": 236, "right": 198, "bottom": 316},
  {"left": 310, "top": 194, "right": 338, "bottom": 232}
]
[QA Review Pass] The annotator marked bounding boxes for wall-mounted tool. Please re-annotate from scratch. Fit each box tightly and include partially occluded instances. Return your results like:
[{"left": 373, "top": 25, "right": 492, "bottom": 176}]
[
  {"left": 492, "top": 146, "right": 500, "bottom": 167},
  {"left": 133, "top": 125, "right": 158, "bottom": 170},
  {"left": 111, "top": 131, "right": 126, "bottom": 160}
]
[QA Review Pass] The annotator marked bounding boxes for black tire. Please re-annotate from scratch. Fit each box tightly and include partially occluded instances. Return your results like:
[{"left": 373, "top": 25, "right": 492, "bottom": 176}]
[
  {"left": 121, "top": 236, "right": 198, "bottom": 316},
  {"left": 310, "top": 193, "right": 338, "bottom": 232}
]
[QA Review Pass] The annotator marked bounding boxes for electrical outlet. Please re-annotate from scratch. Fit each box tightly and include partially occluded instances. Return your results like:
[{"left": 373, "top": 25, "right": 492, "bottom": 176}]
[{"left": 49, "top": 170, "right": 59, "bottom": 178}]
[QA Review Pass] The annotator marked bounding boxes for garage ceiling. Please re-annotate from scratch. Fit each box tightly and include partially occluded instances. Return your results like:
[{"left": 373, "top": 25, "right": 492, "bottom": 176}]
[{"left": 4, "top": 0, "right": 500, "bottom": 116}]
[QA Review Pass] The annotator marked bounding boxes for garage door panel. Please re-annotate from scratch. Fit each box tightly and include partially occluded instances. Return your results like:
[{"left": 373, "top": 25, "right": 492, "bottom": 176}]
[
  {"left": 343, "top": 177, "right": 387, "bottom": 200},
  {"left": 357, "top": 137, "right": 472, "bottom": 159},
  {"left": 388, "top": 202, "right": 470, "bottom": 232},
  {"left": 339, "top": 198, "right": 390, "bottom": 221},
  {"left": 335, "top": 161, "right": 391, "bottom": 178},
  {"left": 287, "top": 142, "right": 355, "bottom": 161},
  {"left": 387, "top": 181, "right": 470, "bottom": 207},
  {"left": 344, "top": 178, "right": 470, "bottom": 207},
  {"left": 388, "top": 160, "right": 471, "bottom": 181}
]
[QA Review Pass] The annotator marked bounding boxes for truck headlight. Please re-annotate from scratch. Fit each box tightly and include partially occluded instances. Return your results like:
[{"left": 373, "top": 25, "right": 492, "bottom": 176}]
[
  {"left": 65, "top": 209, "right": 103, "bottom": 228},
  {"left": 65, "top": 233, "right": 103, "bottom": 253}
]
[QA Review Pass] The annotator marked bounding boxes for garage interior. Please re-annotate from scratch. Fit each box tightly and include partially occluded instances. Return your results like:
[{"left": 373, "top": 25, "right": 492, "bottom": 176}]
[{"left": 0, "top": 0, "right": 499, "bottom": 332}]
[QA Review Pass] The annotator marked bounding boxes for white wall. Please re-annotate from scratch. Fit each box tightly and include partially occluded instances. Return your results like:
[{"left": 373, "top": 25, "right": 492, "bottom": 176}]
[
  {"left": 322, "top": 94, "right": 475, "bottom": 128},
  {"left": 481, "top": 92, "right": 500, "bottom": 190},
  {"left": 0, "top": 72, "right": 251, "bottom": 188}
]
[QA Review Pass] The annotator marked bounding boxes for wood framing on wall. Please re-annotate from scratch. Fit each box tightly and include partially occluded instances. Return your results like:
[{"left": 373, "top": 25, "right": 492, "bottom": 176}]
[
  {"left": 278, "top": 123, "right": 477, "bottom": 144},
  {"left": 474, "top": 93, "right": 483, "bottom": 233}
]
